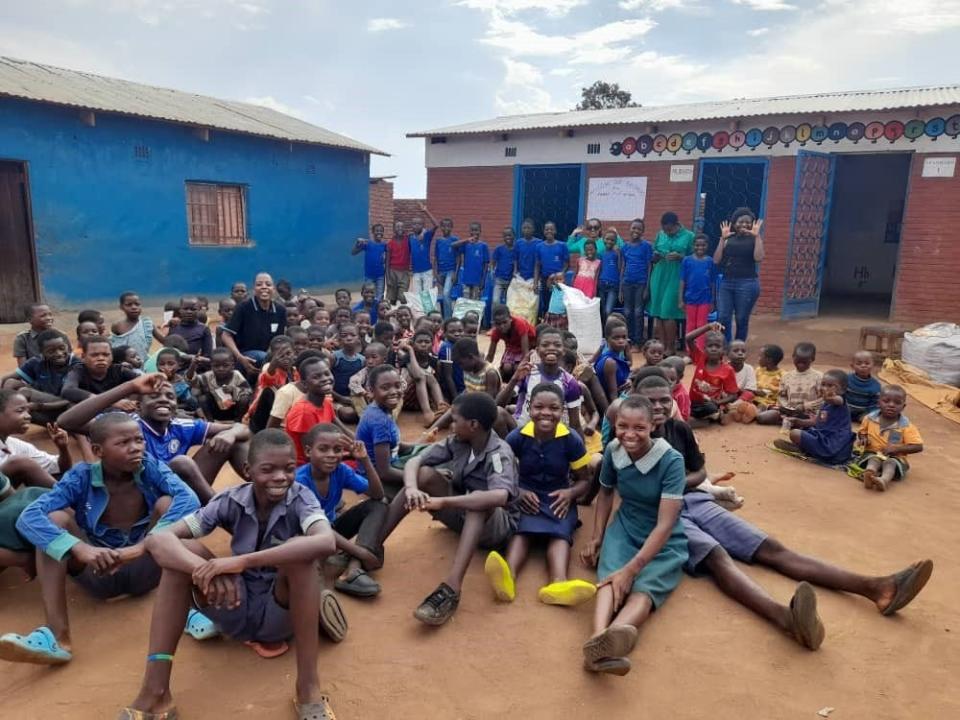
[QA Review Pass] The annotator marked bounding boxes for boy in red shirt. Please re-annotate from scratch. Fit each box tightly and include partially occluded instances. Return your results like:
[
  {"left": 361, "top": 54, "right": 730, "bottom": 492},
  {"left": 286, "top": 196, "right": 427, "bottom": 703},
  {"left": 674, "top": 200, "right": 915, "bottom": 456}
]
[
  {"left": 385, "top": 220, "right": 411, "bottom": 305},
  {"left": 685, "top": 322, "right": 738, "bottom": 424},
  {"left": 285, "top": 356, "right": 352, "bottom": 465},
  {"left": 486, "top": 305, "right": 537, "bottom": 382}
]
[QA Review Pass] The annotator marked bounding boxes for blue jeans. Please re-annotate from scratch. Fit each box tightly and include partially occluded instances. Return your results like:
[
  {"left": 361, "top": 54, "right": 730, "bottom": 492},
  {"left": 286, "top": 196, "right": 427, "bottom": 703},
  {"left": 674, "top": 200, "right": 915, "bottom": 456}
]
[
  {"left": 717, "top": 277, "right": 760, "bottom": 342},
  {"left": 436, "top": 270, "right": 455, "bottom": 319},
  {"left": 494, "top": 277, "right": 511, "bottom": 306},
  {"left": 364, "top": 276, "right": 385, "bottom": 301},
  {"left": 598, "top": 281, "right": 619, "bottom": 327},
  {"left": 622, "top": 282, "right": 646, "bottom": 345}
]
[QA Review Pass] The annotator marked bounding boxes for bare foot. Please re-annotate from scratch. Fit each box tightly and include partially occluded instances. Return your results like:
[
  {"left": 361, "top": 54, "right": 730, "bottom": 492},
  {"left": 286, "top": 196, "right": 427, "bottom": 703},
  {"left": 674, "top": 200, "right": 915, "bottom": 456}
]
[
  {"left": 711, "top": 472, "right": 736, "bottom": 484},
  {"left": 862, "top": 468, "right": 878, "bottom": 490}
]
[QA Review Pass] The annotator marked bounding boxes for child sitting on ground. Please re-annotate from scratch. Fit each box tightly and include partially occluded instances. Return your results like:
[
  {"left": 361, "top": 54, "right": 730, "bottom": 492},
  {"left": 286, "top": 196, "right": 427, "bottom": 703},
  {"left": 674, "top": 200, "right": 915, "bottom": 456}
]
[
  {"left": 296, "top": 425, "right": 386, "bottom": 598},
  {"left": 685, "top": 323, "right": 739, "bottom": 424},
  {"left": 0, "top": 466, "right": 50, "bottom": 578},
  {"left": 437, "top": 317, "right": 466, "bottom": 402},
  {"left": 461, "top": 310, "right": 481, "bottom": 339},
  {"left": 330, "top": 323, "right": 364, "bottom": 424},
  {"left": 75, "top": 319, "right": 100, "bottom": 355},
  {"left": 378, "top": 392, "right": 518, "bottom": 626},
  {"left": 110, "top": 292, "right": 164, "bottom": 364},
  {"left": 356, "top": 366, "right": 418, "bottom": 495},
  {"left": 757, "top": 341, "right": 822, "bottom": 426},
  {"left": 399, "top": 331, "right": 448, "bottom": 427},
  {"left": 287, "top": 326, "right": 310, "bottom": 357},
  {"left": 659, "top": 357, "right": 691, "bottom": 421},
  {"left": 853, "top": 384, "right": 923, "bottom": 492},
  {"left": 349, "top": 343, "right": 403, "bottom": 419},
  {"left": 487, "top": 305, "right": 537, "bottom": 382},
  {"left": 156, "top": 348, "right": 198, "bottom": 415},
  {"left": 847, "top": 350, "right": 882, "bottom": 421},
  {"left": 0, "top": 412, "right": 200, "bottom": 666},
  {"left": 562, "top": 350, "right": 602, "bottom": 454},
  {"left": 167, "top": 297, "right": 213, "bottom": 359},
  {"left": 0, "top": 389, "right": 69, "bottom": 486},
  {"left": 355, "top": 311, "right": 373, "bottom": 347},
  {"left": 2, "top": 330, "right": 77, "bottom": 425},
  {"left": 485, "top": 382, "right": 596, "bottom": 607},
  {"left": 61, "top": 336, "right": 140, "bottom": 409},
  {"left": 285, "top": 357, "right": 353, "bottom": 466},
  {"left": 194, "top": 347, "right": 253, "bottom": 422},
  {"left": 727, "top": 339, "right": 759, "bottom": 424},
  {"left": 264, "top": 350, "right": 322, "bottom": 430},
  {"left": 117, "top": 429, "right": 340, "bottom": 720},
  {"left": 775, "top": 369, "right": 855, "bottom": 465},
  {"left": 113, "top": 345, "right": 144, "bottom": 373},
  {"left": 14, "top": 303, "right": 70, "bottom": 366},
  {"left": 214, "top": 298, "right": 235, "bottom": 348},
  {"left": 246, "top": 335, "right": 298, "bottom": 432},
  {"left": 641, "top": 338, "right": 665, "bottom": 368},
  {"left": 754, "top": 344, "right": 785, "bottom": 410},
  {"left": 594, "top": 322, "right": 632, "bottom": 404}
]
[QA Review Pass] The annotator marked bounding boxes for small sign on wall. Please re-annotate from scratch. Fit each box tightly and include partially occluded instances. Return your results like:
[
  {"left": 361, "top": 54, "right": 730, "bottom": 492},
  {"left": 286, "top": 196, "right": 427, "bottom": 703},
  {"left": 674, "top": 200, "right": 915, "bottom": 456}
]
[
  {"left": 586, "top": 177, "right": 647, "bottom": 220},
  {"left": 670, "top": 164, "right": 695, "bottom": 182},
  {"left": 921, "top": 157, "right": 956, "bottom": 177}
]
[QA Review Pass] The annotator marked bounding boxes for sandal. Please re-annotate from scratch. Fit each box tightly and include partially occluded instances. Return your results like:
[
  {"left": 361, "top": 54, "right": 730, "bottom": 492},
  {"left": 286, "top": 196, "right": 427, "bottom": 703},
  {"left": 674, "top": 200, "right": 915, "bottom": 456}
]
[
  {"left": 294, "top": 695, "right": 337, "bottom": 720},
  {"left": 319, "top": 590, "right": 348, "bottom": 642},
  {"left": 484, "top": 551, "right": 515, "bottom": 602},
  {"left": 882, "top": 560, "right": 934, "bottom": 616},
  {"left": 0, "top": 626, "right": 72, "bottom": 665},
  {"left": 334, "top": 568, "right": 381, "bottom": 598},
  {"left": 538, "top": 579, "right": 596, "bottom": 607},
  {"left": 788, "top": 582, "right": 825, "bottom": 650},
  {"left": 117, "top": 707, "right": 179, "bottom": 719},
  {"left": 244, "top": 640, "right": 290, "bottom": 658},
  {"left": 183, "top": 608, "right": 220, "bottom": 641},
  {"left": 582, "top": 624, "right": 638, "bottom": 664},
  {"left": 583, "top": 656, "right": 631, "bottom": 675}
]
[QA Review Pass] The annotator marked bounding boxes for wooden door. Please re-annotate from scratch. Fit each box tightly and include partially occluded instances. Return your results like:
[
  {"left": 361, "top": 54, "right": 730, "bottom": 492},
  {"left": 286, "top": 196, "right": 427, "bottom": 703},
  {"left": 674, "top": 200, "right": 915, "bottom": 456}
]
[{"left": 0, "top": 161, "right": 39, "bottom": 322}]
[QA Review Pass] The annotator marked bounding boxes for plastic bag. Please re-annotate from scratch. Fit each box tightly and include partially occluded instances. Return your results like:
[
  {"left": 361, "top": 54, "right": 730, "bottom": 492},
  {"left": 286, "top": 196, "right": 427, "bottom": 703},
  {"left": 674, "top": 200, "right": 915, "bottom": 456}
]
[
  {"left": 403, "top": 288, "right": 438, "bottom": 318},
  {"left": 902, "top": 322, "right": 960, "bottom": 387},
  {"left": 452, "top": 297, "right": 486, "bottom": 320},
  {"left": 560, "top": 284, "right": 603, "bottom": 354},
  {"left": 506, "top": 275, "right": 538, "bottom": 325}
]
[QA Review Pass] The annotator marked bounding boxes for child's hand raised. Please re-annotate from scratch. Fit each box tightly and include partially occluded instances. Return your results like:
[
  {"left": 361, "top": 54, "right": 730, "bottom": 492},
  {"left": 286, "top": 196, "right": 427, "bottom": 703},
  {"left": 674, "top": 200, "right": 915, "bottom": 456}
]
[
  {"left": 720, "top": 220, "right": 733, "bottom": 240},
  {"left": 129, "top": 372, "right": 167, "bottom": 395},
  {"left": 750, "top": 218, "right": 764, "bottom": 236},
  {"left": 45, "top": 423, "right": 69, "bottom": 450},
  {"left": 350, "top": 439, "right": 368, "bottom": 460},
  {"left": 514, "top": 352, "right": 534, "bottom": 382},
  {"left": 707, "top": 321, "right": 725, "bottom": 333}
]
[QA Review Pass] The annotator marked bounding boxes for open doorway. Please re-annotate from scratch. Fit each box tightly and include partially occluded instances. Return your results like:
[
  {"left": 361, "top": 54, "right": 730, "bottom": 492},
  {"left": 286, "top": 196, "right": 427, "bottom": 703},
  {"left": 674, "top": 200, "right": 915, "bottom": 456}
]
[{"left": 819, "top": 153, "right": 911, "bottom": 318}]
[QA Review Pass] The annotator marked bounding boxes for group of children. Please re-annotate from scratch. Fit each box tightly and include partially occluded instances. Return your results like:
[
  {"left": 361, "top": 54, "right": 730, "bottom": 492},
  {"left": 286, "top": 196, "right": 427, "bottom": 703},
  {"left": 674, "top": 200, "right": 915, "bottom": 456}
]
[{"left": 0, "top": 278, "right": 934, "bottom": 719}]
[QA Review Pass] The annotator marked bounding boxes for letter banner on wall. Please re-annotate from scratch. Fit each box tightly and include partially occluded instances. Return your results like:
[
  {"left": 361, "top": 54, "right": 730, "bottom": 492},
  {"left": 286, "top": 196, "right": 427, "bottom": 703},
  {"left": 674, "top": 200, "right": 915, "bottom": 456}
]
[{"left": 609, "top": 115, "right": 960, "bottom": 158}]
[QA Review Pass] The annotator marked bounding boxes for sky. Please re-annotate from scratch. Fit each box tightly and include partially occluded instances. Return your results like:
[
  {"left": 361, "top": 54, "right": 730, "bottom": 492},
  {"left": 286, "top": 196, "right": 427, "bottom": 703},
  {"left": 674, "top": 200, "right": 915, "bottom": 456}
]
[{"left": 2, "top": 0, "right": 959, "bottom": 197}]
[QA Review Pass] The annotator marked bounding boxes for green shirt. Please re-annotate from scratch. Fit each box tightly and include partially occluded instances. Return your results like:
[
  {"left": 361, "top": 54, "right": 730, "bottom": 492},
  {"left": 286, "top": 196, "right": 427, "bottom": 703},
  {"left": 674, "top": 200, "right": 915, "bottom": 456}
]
[{"left": 567, "top": 233, "right": 624, "bottom": 256}]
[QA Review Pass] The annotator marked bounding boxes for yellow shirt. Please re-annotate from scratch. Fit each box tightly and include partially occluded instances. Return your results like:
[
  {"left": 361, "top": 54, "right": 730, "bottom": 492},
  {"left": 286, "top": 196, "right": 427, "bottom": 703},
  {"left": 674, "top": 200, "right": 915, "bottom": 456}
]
[
  {"left": 857, "top": 411, "right": 923, "bottom": 456},
  {"left": 755, "top": 367, "right": 784, "bottom": 405}
]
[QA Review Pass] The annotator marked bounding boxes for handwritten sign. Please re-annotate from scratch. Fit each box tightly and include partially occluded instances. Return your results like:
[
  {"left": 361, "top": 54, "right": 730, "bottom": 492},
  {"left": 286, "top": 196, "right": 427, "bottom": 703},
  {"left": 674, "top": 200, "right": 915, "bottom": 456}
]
[
  {"left": 922, "top": 157, "right": 956, "bottom": 177},
  {"left": 586, "top": 177, "right": 647, "bottom": 220},
  {"left": 670, "top": 165, "right": 695, "bottom": 182}
]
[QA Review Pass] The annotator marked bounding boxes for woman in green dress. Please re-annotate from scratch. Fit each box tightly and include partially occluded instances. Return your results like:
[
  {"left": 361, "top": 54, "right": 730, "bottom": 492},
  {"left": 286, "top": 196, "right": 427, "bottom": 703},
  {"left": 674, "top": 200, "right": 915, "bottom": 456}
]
[
  {"left": 580, "top": 395, "right": 688, "bottom": 675},
  {"left": 648, "top": 211, "right": 695, "bottom": 354}
]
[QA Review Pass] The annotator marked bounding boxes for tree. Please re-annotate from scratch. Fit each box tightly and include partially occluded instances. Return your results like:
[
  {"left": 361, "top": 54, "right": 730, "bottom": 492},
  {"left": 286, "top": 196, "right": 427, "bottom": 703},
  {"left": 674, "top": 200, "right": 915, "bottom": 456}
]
[{"left": 575, "top": 81, "right": 639, "bottom": 111}]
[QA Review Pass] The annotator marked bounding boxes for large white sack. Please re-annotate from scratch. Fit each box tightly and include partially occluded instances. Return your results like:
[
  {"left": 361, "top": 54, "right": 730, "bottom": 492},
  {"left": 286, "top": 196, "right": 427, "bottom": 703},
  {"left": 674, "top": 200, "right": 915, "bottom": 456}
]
[
  {"left": 560, "top": 284, "right": 603, "bottom": 354},
  {"left": 506, "top": 275, "right": 538, "bottom": 325},
  {"left": 902, "top": 322, "right": 960, "bottom": 387}
]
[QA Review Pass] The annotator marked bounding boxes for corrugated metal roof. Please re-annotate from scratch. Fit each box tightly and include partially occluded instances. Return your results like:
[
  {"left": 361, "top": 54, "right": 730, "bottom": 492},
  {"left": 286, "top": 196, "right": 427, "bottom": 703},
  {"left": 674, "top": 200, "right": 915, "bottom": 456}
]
[
  {"left": 408, "top": 84, "right": 960, "bottom": 137},
  {"left": 0, "top": 56, "right": 386, "bottom": 155}
]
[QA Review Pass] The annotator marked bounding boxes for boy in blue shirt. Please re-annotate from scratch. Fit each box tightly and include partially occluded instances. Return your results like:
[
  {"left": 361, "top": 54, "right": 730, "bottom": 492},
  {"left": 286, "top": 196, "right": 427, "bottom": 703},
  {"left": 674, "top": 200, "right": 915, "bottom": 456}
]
[
  {"left": 433, "top": 218, "right": 463, "bottom": 319},
  {"left": 536, "top": 221, "right": 570, "bottom": 318},
  {"left": 352, "top": 282, "right": 379, "bottom": 325},
  {"left": 0, "top": 412, "right": 199, "bottom": 665},
  {"left": 515, "top": 217, "right": 542, "bottom": 285},
  {"left": 597, "top": 231, "right": 623, "bottom": 327},
  {"left": 679, "top": 234, "right": 716, "bottom": 350},
  {"left": 621, "top": 223, "right": 654, "bottom": 346},
  {"left": 492, "top": 226, "right": 518, "bottom": 305},
  {"left": 846, "top": 351, "right": 882, "bottom": 421},
  {"left": 461, "top": 221, "right": 490, "bottom": 300},
  {"left": 296, "top": 424, "right": 387, "bottom": 598},
  {"left": 409, "top": 202, "right": 440, "bottom": 294},
  {"left": 58, "top": 373, "right": 251, "bottom": 504},
  {"left": 2, "top": 329, "right": 77, "bottom": 425},
  {"left": 351, "top": 223, "right": 388, "bottom": 301}
]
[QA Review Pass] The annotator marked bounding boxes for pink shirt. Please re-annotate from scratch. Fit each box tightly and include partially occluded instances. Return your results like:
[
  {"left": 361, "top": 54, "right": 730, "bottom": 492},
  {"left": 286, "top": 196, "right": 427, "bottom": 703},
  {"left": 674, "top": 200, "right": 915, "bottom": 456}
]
[{"left": 572, "top": 257, "right": 601, "bottom": 297}]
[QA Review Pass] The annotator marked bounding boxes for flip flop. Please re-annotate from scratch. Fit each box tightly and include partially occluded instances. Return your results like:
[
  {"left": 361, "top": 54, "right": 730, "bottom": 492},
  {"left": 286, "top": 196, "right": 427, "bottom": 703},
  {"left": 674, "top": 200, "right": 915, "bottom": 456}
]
[
  {"left": 483, "top": 551, "right": 515, "bottom": 602},
  {"left": 334, "top": 568, "right": 381, "bottom": 598},
  {"left": 582, "top": 624, "right": 638, "bottom": 664},
  {"left": 294, "top": 696, "right": 337, "bottom": 720},
  {"left": 183, "top": 609, "right": 220, "bottom": 641},
  {"left": 319, "top": 590, "right": 348, "bottom": 643},
  {"left": 788, "top": 582, "right": 825, "bottom": 650},
  {"left": 881, "top": 560, "right": 934, "bottom": 616},
  {"left": 0, "top": 626, "right": 72, "bottom": 665},
  {"left": 244, "top": 640, "right": 289, "bottom": 658},
  {"left": 117, "top": 707, "right": 179, "bottom": 719},
  {"left": 538, "top": 579, "right": 597, "bottom": 607},
  {"left": 583, "top": 656, "right": 631, "bottom": 676}
]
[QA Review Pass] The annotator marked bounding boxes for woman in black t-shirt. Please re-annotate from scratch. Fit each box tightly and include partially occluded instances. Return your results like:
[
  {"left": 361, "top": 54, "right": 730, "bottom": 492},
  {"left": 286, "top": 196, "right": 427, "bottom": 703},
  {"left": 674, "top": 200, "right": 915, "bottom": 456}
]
[{"left": 714, "top": 207, "right": 765, "bottom": 343}]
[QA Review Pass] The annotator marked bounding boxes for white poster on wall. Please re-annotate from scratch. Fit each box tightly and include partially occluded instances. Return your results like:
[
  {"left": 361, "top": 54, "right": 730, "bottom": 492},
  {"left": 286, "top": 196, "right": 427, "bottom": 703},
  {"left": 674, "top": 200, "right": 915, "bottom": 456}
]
[
  {"left": 921, "top": 157, "right": 956, "bottom": 177},
  {"left": 586, "top": 177, "right": 647, "bottom": 220}
]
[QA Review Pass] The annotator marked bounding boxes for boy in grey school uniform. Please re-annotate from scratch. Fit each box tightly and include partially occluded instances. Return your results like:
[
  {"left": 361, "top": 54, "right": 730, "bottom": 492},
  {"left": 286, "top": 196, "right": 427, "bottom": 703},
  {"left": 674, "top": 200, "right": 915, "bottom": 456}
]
[{"left": 377, "top": 392, "right": 518, "bottom": 626}]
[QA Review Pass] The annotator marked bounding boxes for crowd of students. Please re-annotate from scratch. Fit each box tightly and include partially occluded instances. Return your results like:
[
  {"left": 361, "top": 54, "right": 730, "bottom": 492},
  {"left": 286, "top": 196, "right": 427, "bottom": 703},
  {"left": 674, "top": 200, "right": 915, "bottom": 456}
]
[{"left": 0, "top": 247, "right": 935, "bottom": 718}]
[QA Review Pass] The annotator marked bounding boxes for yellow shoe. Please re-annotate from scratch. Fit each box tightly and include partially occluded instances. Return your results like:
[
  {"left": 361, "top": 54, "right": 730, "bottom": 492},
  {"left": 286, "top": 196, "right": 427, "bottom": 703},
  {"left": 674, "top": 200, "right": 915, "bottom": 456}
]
[
  {"left": 484, "top": 551, "right": 515, "bottom": 602},
  {"left": 538, "top": 579, "right": 597, "bottom": 607}
]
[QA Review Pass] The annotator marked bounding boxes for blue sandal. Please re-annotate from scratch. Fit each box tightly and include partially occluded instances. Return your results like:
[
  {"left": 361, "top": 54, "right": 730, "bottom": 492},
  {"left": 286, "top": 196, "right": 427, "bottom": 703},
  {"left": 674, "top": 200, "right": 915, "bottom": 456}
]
[
  {"left": 0, "top": 626, "right": 72, "bottom": 665},
  {"left": 183, "top": 609, "right": 219, "bottom": 641}
]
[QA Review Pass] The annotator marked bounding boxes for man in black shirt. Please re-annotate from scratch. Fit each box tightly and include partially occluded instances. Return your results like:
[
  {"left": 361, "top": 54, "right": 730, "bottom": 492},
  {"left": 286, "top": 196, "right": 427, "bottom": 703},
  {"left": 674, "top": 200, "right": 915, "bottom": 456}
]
[
  {"left": 220, "top": 272, "right": 287, "bottom": 376},
  {"left": 629, "top": 376, "right": 933, "bottom": 650}
]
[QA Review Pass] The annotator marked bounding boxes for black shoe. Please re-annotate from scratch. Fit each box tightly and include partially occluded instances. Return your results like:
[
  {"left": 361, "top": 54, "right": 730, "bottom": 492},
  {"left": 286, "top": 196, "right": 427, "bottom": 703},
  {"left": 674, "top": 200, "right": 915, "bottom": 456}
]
[{"left": 413, "top": 582, "right": 460, "bottom": 626}]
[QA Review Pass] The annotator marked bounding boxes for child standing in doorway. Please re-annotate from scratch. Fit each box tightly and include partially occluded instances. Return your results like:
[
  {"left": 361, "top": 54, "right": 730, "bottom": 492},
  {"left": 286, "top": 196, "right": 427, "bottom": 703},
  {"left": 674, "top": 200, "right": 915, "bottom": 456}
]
[
  {"left": 492, "top": 227, "right": 518, "bottom": 305},
  {"left": 461, "top": 222, "right": 490, "bottom": 300}
]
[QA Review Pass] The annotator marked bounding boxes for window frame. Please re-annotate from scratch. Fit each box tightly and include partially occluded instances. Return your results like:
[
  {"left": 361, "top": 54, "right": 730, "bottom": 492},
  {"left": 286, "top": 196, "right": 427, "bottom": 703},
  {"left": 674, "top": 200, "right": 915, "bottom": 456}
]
[{"left": 185, "top": 181, "right": 250, "bottom": 247}]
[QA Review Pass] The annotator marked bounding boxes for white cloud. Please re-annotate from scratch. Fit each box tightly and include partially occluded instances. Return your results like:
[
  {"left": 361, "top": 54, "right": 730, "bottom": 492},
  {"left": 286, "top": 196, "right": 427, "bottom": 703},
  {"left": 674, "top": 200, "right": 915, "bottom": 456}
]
[
  {"left": 618, "top": 0, "right": 691, "bottom": 10},
  {"left": 457, "top": 0, "right": 586, "bottom": 17},
  {"left": 367, "top": 17, "right": 409, "bottom": 32},
  {"left": 550, "top": 68, "right": 575, "bottom": 76},
  {"left": 730, "top": 0, "right": 797, "bottom": 10},
  {"left": 244, "top": 95, "right": 305, "bottom": 119},
  {"left": 495, "top": 58, "right": 558, "bottom": 114},
  {"left": 747, "top": 26, "right": 769, "bottom": 35}
]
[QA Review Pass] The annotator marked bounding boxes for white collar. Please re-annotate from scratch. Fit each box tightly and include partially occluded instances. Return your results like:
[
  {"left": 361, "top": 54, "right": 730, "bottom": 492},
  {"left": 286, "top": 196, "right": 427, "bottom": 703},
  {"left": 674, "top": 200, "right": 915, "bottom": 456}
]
[{"left": 609, "top": 437, "right": 672, "bottom": 474}]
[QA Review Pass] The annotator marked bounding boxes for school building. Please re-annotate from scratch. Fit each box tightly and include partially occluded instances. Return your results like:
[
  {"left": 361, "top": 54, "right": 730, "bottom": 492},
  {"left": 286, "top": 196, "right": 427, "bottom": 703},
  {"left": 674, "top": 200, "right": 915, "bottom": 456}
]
[
  {"left": 0, "top": 56, "right": 384, "bottom": 322},
  {"left": 409, "top": 85, "right": 960, "bottom": 325}
]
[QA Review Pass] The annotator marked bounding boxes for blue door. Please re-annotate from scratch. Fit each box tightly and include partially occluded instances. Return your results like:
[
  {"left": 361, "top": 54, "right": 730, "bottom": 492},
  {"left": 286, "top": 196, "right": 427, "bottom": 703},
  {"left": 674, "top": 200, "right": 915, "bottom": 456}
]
[
  {"left": 514, "top": 165, "right": 584, "bottom": 239},
  {"left": 694, "top": 159, "right": 769, "bottom": 254},
  {"left": 781, "top": 150, "right": 836, "bottom": 319}
]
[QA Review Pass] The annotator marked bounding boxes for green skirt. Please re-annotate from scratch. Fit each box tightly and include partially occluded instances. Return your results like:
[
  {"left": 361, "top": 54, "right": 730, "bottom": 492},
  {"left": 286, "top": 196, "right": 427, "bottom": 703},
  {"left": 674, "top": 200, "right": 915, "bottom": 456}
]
[
  {"left": 648, "top": 260, "right": 685, "bottom": 320},
  {"left": 0, "top": 487, "right": 48, "bottom": 552}
]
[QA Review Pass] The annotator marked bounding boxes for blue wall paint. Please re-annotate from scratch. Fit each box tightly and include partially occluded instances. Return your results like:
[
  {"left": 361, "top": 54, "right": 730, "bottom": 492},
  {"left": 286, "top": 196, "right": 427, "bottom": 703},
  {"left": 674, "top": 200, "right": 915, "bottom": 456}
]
[{"left": 0, "top": 98, "right": 369, "bottom": 304}]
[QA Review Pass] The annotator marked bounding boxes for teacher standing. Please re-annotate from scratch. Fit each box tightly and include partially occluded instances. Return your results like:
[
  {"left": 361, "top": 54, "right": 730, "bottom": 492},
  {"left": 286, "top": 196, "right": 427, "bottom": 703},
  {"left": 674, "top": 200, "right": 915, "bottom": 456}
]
[
  {"left": 648, "top": 212, "right": 695, "bottom": 354},
  {"left": 714, "top": 207, "right": 764, "bottom": 343}
]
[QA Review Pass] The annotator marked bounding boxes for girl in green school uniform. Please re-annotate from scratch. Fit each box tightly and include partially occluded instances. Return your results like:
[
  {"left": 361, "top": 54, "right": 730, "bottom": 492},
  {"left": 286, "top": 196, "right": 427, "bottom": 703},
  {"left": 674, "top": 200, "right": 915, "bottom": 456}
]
[{"left": 580, "top": 394, "right": 688, "bottom": 676}]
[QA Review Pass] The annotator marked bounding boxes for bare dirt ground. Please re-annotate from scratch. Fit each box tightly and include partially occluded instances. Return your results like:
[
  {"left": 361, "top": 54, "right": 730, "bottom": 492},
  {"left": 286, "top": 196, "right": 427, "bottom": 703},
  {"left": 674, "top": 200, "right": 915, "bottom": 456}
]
[{"left": 0, "top": 307, "right": 957, "bottom": 719}]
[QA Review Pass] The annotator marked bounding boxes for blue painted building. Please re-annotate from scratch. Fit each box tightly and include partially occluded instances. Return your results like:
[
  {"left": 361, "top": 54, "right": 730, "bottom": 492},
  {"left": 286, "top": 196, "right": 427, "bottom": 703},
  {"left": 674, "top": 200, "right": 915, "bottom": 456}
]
[{"left": 0, "top": 57, "right": 384, "bottom": 320}]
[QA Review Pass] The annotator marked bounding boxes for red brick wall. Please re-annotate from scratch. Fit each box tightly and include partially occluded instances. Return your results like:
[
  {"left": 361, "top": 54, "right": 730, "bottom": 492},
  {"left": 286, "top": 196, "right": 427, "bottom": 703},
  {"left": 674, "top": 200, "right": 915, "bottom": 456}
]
[
  {"left": 393, "top": 198, "right": 427, "bottom": 229},
  {"left": 425, "top": 166, "right": 515, "bottom": 242},
  {"left": 893, "top": 153, "right": 960, "bottom": 324},
  {"left": 587, "top": 160, "right": 697, "bottom": 232},
  {"left": 368, "top": 179, "right": 393, "bottom": 233},
  {"left": 756, "top": 156, "right": 796, "bottom": 315}
]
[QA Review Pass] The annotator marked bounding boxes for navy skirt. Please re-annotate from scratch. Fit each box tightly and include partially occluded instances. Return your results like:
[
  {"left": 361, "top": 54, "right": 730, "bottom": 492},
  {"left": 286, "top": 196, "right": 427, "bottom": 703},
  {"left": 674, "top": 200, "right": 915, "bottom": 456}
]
[{"left": 516, "top": 488, "right": 579, "bottom": 544}]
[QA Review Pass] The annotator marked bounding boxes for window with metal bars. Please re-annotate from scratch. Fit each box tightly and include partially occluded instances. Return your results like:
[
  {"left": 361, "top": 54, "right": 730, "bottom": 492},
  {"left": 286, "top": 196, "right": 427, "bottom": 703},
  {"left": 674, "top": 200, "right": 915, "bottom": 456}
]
[{"left": 185, "top": 182, "right": 249, "bottom": 246}]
